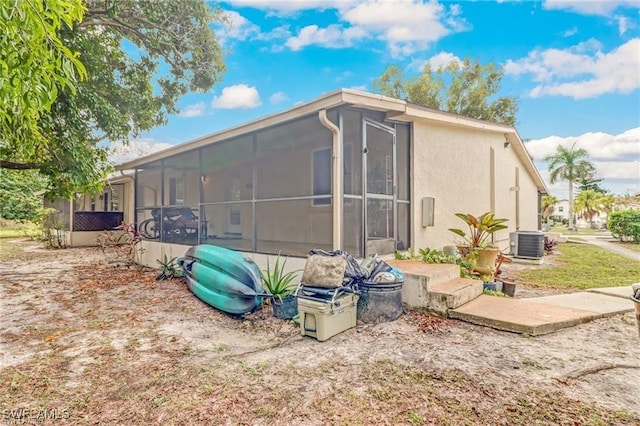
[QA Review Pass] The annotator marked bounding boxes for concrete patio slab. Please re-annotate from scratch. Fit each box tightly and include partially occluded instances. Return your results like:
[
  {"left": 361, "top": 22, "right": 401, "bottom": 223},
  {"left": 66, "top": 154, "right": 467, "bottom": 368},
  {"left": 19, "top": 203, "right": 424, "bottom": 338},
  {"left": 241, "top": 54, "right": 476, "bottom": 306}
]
[
  {"left": 587, "top": 286, "right": 635, "bottom": 300},
  {"left": 449, "top": 295, "right": 597, "bottom": 336},
  {"left": 527, "top": 292, "right": 634, "bottom": 317}
]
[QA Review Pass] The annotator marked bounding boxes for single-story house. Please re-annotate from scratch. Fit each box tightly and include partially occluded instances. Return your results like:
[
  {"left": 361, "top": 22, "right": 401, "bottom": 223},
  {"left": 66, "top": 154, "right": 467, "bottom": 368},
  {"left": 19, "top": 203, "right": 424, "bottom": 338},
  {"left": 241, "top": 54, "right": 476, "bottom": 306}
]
[{"left": 54, "top": 89, "right": 548, "bottom": 268}]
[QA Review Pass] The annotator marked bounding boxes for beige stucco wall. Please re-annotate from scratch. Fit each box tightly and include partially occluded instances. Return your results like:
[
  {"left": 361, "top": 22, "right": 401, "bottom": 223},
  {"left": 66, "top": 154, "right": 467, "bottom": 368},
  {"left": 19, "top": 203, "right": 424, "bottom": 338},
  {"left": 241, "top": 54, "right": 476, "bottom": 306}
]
[
  {"left": 411, "top": 120, "right": 540, "bottom": 252},
  {"left": 138, "top": 240, "right": 307, "bottom": 276}
]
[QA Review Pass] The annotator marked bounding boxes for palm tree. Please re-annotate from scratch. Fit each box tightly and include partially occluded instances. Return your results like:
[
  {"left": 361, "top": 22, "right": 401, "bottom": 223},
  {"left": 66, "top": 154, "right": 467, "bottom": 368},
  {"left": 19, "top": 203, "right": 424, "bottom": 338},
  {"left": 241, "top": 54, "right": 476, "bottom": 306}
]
[
  {"left": 544, "top": 142, "right": 595, "bottom": 231},
  {"left": 541, "top": 195, "right": 558, "bottom": 224},
  {"left": 574, "top": 189, "right": 602, "bottom": 228},
  {"left": 598, "top": 194, "right": 617, "bottom": 229}
]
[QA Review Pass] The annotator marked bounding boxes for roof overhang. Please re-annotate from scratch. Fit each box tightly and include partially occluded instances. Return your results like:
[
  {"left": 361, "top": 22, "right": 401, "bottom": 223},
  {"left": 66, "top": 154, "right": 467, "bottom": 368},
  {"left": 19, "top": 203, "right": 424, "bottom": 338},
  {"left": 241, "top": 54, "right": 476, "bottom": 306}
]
[
  {"left": 118, "top": 89, "right": 394, "bottom": 170},
  {"left": 115, "top": 88, "right": 548, "bottom": 194}
]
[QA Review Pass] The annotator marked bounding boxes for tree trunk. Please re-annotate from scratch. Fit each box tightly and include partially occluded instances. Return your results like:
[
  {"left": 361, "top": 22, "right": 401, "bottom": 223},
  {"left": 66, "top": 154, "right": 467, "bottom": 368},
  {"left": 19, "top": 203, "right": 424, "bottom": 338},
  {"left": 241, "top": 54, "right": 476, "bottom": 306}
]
[{"left": 568, "top": 180, "right": 574, "bottom": 230}]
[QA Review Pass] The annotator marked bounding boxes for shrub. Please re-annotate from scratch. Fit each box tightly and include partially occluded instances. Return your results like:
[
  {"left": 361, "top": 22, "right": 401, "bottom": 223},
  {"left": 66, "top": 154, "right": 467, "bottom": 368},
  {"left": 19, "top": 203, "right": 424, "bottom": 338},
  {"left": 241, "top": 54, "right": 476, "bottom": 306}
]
[
  {"left": 608, "top": 210, "right": 640, "bottom": 243},
  {"left": 544, "top": 238, "right": 558, "bottom": 254}
]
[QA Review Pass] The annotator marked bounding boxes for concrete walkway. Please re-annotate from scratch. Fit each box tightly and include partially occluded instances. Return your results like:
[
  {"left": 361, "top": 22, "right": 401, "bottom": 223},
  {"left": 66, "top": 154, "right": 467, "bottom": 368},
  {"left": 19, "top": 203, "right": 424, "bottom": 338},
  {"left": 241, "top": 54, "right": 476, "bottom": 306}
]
[
  {"left": 450, "top": 286, "right": 637, "bottom": 335},
  {"left": 575, "top": 234, "right": 640, "bottom": 262},
  {"left": 450, "top": 235, "right": 640, "bottom": 335}
]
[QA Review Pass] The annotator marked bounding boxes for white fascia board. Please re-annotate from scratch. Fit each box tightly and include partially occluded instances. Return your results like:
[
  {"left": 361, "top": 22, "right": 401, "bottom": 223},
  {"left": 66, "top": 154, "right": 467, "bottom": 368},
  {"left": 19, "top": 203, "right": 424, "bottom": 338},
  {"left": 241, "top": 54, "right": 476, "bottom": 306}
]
[{"left": 116, "top": 90, "right": 348, "bottom": 170}]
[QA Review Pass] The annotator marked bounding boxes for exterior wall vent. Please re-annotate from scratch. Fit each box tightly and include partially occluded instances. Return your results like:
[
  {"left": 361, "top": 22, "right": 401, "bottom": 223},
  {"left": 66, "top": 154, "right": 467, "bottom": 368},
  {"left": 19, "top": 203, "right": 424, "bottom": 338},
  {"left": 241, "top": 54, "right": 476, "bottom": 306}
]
[{"left": 509, "top": 231, "right": 544, "bottom": 259}]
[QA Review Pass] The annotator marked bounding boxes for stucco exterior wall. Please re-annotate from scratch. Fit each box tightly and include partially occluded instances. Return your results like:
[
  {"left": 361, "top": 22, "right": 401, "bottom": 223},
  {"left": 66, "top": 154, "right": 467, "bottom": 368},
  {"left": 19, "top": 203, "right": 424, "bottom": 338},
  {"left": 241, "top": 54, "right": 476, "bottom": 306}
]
[
  {"left": 411, "top": 120, "right": 541, "bottom": 252},
  {"left": 138, "top": 240, "right": 307, "bottom": 275}
]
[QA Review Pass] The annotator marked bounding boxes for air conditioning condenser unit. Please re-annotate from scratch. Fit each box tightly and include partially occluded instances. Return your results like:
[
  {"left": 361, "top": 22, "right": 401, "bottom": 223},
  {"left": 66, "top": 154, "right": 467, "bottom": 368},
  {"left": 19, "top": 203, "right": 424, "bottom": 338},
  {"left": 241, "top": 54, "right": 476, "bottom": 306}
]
[{"left": 509, "top": 231, "right": 544, "bottom": 259}]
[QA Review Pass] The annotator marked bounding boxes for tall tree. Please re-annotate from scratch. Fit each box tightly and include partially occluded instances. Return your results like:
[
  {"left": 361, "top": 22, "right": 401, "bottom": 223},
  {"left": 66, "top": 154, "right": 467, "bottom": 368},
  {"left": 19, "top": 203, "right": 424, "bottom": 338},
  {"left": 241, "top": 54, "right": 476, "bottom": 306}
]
[
  {"left": 0, "top": 169, "right": 48, "bottom": 221},
  {"left": 1, "top": 0, "right": 226, "bottom": 199},
  {"left": 574, "top": 189, "right": 602, "bottom": 229},
  {"left": 578, "top": 176, "right": 609, "bottom": 194},
  {"left": 0, "top": 0, "right": 86, "bottom": 156},
  {"left": 544, "top": 142, "right": 596, "bottom": 231},
  {"left": 372, "top": 57, "right": 518, "bottom": 126},
  {"left": 541, "top": 195, "right": 558, "bottom": 224}
]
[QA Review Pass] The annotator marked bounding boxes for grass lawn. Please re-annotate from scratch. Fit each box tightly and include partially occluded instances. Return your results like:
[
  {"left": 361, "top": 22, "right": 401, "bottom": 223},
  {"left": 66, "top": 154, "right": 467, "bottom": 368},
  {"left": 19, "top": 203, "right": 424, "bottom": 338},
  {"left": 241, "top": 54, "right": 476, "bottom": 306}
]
[
  {"left": 514, "top": 242, "right": 640, "bottom": 289},
  {"left": 0, "top": 221, "right": 37, "bottom": 239},
  {"left": 619, "top": 242, "right": 640, "bottom": 253},
  {"left": 548, "top": 225, "right": 608, "bottom": 236}
]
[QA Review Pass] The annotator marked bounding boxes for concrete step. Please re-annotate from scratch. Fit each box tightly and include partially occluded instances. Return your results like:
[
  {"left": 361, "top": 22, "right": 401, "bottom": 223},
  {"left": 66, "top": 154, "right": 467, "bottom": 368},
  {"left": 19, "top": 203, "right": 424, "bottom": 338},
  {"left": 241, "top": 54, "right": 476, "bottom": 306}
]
[
  {"left": 386, "top": 260, "right": 466, "bottom": 312},
  {"left": 450, "top": 295, "right": 598, "bottom": 336},
  {"left": 424, "top": 278, "right": 483, "bottom": 316}
]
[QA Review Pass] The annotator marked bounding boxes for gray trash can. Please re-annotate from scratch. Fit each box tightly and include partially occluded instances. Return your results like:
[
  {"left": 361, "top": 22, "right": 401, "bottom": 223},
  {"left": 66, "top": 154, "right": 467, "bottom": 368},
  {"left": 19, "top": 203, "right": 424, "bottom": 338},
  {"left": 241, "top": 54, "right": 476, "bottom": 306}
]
[{"left": 357, "top": 280, "right": 404, "bottom": 324}]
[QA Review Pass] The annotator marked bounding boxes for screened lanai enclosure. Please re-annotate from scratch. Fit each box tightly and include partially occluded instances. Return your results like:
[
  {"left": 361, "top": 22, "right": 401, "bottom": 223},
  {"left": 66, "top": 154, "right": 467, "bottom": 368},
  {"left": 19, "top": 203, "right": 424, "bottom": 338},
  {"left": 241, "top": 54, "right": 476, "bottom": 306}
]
[{"left": 133, "top": 107, "right": 410, "bottom": 258}]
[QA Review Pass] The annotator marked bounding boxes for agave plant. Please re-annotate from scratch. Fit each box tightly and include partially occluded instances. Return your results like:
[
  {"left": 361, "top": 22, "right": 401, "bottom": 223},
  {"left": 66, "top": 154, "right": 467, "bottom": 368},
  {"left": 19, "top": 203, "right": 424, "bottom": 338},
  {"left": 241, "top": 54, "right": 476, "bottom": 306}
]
[
  {"left": 262, "top": 252, "right": 299, "bottom": 302},
  {"left": 448, "top": 212, "right": 509, "bottom": 248}
]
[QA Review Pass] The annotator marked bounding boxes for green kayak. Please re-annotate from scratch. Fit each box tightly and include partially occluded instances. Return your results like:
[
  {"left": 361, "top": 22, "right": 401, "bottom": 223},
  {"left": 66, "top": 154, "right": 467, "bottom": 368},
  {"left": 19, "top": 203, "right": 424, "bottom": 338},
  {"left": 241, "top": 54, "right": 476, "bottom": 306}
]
[{"left": 180, "top": 244, "right": 264, "bottom": 315}]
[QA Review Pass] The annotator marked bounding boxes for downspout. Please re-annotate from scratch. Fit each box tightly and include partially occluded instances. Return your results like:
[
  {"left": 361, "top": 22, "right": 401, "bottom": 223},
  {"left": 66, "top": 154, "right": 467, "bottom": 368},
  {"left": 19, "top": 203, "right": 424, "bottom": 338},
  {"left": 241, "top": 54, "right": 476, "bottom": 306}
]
[{"left": 319, "top": 109, "right": 342, "bottom": 251}]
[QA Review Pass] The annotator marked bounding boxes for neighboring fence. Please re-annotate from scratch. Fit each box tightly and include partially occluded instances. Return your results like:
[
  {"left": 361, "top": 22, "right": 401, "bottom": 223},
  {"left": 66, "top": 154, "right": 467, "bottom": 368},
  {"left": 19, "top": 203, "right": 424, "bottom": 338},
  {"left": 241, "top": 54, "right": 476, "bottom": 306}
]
[{"left": 73, "top": 211, "right": 124, "bottom": 231}]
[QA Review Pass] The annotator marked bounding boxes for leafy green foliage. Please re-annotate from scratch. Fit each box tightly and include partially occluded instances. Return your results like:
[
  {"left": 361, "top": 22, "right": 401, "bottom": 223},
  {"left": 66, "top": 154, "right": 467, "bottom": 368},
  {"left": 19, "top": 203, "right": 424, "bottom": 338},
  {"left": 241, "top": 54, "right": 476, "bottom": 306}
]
[
  {"left": 372, "top": 58, "right": 518, "bottom": 126},
  {"left": 608, "top": 210, "right": 640, "bottom": 243},
  {"left": 541, "top": 195, "right": 557, "bottom": 222},
  {"left": 38, "top": 207, "right": 67, "bottom": 249},
  {"left": 0, "top": 169, "right": 47, "bottom": 220},
  {"left": 574, "top": 189, "right": 604, "bottom": 228},
  {"left": 1, "top": 0, "right": 226, "bottom": 199},
  {"left": 448, "top": 212, "right": 509, "bottom": 248},
  {"left": 262, "top": 253, "right": 299, "bottom": 301},
  {"left": 156, "top": 255, "right": 184, "bottom": 281},
  {"left": 395, "top": 247, "right": 476, "bottom": 278},
  {"left": 0, "top": 0, "right": 86, "bottom": 153}
]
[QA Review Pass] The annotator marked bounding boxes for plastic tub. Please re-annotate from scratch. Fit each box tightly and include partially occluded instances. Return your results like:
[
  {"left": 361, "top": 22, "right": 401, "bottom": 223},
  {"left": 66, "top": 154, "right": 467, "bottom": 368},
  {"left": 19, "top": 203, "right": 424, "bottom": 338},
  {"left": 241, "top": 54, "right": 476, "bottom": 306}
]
[{"left": 357, "top": 280, "right": 404, "bottom": 324}]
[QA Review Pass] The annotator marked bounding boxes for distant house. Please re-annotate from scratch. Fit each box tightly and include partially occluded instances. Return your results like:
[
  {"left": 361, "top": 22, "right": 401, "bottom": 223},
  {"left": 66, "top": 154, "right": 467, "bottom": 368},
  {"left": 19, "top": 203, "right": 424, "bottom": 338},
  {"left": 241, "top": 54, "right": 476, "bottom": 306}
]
[
  {"left": 551, "top": 199, "right": 570, "bottom": 224},
  {"left": 55, "top": 89, "right": 548, "bottom": 267}
]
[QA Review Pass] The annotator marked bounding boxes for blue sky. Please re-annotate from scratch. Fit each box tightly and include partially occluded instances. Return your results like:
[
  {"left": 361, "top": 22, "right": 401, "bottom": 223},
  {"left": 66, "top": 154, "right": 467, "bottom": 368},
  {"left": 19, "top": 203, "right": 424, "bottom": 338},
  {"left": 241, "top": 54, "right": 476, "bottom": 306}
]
[{"left": 112, "top": 0, "right": 640, "bottom": 197}]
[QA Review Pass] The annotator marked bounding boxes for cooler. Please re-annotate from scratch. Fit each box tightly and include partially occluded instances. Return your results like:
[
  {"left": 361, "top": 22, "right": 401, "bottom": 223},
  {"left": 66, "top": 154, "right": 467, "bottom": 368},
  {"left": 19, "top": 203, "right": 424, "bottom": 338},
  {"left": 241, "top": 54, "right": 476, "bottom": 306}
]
[{"left": 297, "top": 289, "right": 358, "bottom": 342}]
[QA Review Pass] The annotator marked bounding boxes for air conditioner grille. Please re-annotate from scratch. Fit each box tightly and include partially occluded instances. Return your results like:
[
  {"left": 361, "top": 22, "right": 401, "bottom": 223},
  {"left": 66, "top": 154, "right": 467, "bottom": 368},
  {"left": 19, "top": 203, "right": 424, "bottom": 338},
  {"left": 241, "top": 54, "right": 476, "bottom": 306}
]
[{"left": 510, "top": 231, "right": 544, "bottom": 259}]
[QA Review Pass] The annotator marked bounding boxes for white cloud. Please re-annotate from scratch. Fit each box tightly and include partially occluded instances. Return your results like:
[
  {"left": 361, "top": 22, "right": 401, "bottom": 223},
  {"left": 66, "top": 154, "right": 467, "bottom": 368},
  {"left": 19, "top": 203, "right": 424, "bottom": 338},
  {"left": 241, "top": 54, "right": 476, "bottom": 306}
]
[
  {"left": 108, "top": 138, "right": 174, "bottom": 166},
  {"left": 543, "top": 0, "right": 640, "bottom": 16},
  {"left": 224, "top": 0, "right": 358, "bottom": 15},
  {"left": 211, "top": 84, "right": 261, "bottom": 109},
  {"left": 255, "top": 25, "right": 291, "bottom": 41},
  {"left": 504, "top": 38, "right": 640, "bottom": 99},
  {"left": 562, "top": 26, "right": 578, "bottom": 37},
  {"left": 525, "top": 127, "right": 640, "bottom": 196},
  {"left": 217, "top": 11, "right": 260, "bottom": 42},
  {"left": 241, "top": 0, "right": 467, "bottom": 57},
  {"left": 334, "top": 71, "right": 353, "bottom": 82},
  {"left": 341, "top": 0, "right": 467, "bottom": 57},
  {"left": 409, "top": 51, "right": 462, "bottom": 71},
  {"left": 269, "top": 91, "right": 288, "bottom": 105},
  {"left": 348, "top": 84, "right": 368, "bottom": 92},
  {"left": 286, "top": 24, "right": 367, "bottom": 51},
  {"left": 616, "top": 15, "right": 635, "bottom": 35},
  {"left": 179, "top": 102, "right": 207, "bottom": 118}
]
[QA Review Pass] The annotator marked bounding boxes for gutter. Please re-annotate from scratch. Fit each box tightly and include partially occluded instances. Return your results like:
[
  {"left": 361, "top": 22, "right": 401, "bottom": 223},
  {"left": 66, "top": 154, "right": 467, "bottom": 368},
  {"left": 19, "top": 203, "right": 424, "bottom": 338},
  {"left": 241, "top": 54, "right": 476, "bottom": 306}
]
[{"left": 318, "top": 109, "right": 342, "bottom": 251}]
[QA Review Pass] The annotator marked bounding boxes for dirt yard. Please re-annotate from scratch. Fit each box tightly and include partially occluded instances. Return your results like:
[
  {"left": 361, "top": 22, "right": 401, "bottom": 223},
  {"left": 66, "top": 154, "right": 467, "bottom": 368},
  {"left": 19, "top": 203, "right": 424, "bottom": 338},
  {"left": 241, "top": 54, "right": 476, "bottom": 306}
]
[{"left": 1, "top": 241, "right": 639, "bottom": 425}]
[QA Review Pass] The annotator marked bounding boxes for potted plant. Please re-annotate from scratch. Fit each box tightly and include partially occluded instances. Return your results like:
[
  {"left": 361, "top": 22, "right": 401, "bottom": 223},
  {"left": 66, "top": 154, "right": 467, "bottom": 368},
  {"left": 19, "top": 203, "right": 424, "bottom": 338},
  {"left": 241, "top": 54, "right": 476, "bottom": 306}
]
[
  {"left": 448, "top": 212, "right": 509, "bottom": 275},
  {"left": 262, "top": 252, "right": 300, "bottom": 320}
]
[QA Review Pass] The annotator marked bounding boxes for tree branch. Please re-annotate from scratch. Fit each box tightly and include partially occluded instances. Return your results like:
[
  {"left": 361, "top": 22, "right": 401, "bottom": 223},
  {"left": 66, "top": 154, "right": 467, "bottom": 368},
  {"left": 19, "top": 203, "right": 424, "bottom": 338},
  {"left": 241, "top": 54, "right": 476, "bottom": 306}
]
[
  {"left": 555, "top": 363, "right": 640, "bottom": 384},
  {"left": 0, "top": 160, "right": 42, "bottom": 170}
]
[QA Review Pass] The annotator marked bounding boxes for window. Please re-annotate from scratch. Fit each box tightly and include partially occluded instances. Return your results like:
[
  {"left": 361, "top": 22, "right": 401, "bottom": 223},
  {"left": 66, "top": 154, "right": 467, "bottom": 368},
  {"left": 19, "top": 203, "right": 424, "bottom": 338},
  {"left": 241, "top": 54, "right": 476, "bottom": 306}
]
[
  {"left": 559, "top": 206, "right": 564, "bottom": 212},
  {"left": 312, "top": 148, "right": 331, "bottom": 205}
]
